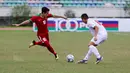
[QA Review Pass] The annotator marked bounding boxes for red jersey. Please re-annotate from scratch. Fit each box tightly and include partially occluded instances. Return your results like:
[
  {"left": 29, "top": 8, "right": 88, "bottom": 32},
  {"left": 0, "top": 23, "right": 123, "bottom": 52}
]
[{"left": 30, "top": 14, "right": 53, "bottom": 34}]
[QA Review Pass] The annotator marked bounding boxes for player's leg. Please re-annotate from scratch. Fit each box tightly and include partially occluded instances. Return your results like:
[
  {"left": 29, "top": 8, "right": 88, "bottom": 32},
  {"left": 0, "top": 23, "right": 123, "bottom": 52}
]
[
  {"left": 94, "top": 36, "right": 107, "bottom": 64},
  {"left": 77, "top": 42, "right": 93, "bottom": 64},
  {"left": 89, "top": 36, "right": 107, "bottom": 64},
  {"left": 89, "top": 42, "right": 101, "bottom": 59},
  {"left": 43, "top": 39, "right": 59, "bottom": 60},
  {"left": 40, "top": 35, "right": 59, "bottom": 60},
  {"left": 77, "top": 42, "right": 94, "bottom": 64},
  {"left": 78, "top": 36, "right": 106, "bottom": 64},
  {"left": 78, "top": 41, "right": 102, "bottom": 64},
  {"left": 89, "top": 37, "right": 104, "bottom": 64},
  {"left": 29, "top": 40, "right": 46, "bottom": 47},
  {"left": 29, "top": 36, "right": 46, "bottom": 48}
]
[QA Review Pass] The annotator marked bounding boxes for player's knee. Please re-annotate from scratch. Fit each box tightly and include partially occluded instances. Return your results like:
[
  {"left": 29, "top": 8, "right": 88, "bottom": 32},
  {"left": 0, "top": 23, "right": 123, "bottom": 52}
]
[
  {"left": 88, "top": 44, "right": 97, "bottom": 47},
  {"left": 88, "top": 42, "right": 97, "bottom": 47},
  {"left": 88, "top": 44, "right": 94, "bottom": 47},
  {"left": 44, "top": 41, "right": 50, "bottom": 47},
  {"left": 88, "top": 44, "right": 91, "bottom": 47},
  {"left": 88, "top": 45, "right": 94, "bottom": 49}
]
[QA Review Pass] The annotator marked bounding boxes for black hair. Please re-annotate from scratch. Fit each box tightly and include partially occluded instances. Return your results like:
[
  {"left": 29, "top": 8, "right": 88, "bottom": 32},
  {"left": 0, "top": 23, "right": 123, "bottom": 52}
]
[
  {"left": 42, "top": 7, "right": 50, "bottom": 13},
  {"left": 81, "top": 13, "right": 89, "bottom": 19}
]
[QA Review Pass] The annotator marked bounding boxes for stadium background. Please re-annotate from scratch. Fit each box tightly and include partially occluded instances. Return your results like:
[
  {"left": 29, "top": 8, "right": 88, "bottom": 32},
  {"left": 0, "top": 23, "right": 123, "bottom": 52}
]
[{"left": 0, "top": 0, "right": 130, "bottom": 29}]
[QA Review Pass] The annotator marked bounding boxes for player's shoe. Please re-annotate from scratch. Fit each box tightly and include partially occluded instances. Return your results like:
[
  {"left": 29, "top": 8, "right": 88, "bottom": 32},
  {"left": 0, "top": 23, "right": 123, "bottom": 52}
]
[
  {"left": 95, "top": 56, "right": 103, "bottom": 64},
  {"left": 29, "top": 40, "right": 35, "bottom": 48},
  {"left": 77, "top": 60, "right": 88, "bottom": 64},
  {"left": 55, "top": 54, "right": 59, "bottom": 60}
]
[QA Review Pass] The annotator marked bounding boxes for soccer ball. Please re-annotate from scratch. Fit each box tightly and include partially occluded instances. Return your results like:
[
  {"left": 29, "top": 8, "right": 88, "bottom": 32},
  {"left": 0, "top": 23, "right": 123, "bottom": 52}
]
[{"left": 66, "top": 54, "right": 74, "bottom": 62}]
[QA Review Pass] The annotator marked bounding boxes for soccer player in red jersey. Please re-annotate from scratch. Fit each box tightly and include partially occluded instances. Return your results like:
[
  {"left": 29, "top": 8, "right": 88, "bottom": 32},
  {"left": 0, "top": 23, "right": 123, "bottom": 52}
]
[{"left": 13, "top": 7, "right": 67, "bottom": 60}]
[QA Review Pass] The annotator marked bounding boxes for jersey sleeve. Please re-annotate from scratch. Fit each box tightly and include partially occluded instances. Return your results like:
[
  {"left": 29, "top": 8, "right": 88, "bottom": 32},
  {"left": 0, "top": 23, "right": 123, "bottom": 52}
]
[
  {"left": 29, "top": 16, "right": 36, "bottom": 22},
  {"left": 88, "top": 20, "right": 98, "bottom": 28},
  {"left": 47, "top": 14, "right": 53, "bottom": 18}
]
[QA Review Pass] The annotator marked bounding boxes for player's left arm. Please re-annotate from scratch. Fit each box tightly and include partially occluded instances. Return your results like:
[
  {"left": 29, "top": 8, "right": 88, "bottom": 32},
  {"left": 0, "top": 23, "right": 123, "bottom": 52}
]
[
  {"left": 94, "top": 26, "right": 99, "bottom": 41},
  {"left": 52, "top": 15, "right": 67, "bottom": 19},
  {"left": 90, "top": 20, "right": 99, "bottom": 41},
  {"left": 48, "top": 14, "right": 67, "bottom": 19}
]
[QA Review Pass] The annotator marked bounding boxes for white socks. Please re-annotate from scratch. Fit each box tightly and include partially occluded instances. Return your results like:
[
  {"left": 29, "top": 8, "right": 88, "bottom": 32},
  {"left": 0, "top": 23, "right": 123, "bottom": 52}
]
[
  {"left": 83, "top": 46, "right": 92, "bottom": 60},
  {"left": 84, "top": 45, "right": 101, "bottom": 60}
]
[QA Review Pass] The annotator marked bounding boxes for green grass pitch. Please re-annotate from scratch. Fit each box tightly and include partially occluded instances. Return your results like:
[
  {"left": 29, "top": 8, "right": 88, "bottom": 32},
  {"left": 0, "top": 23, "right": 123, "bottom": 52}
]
[{"left": 0, "top": 30, "right": 130, "bottom": 73}]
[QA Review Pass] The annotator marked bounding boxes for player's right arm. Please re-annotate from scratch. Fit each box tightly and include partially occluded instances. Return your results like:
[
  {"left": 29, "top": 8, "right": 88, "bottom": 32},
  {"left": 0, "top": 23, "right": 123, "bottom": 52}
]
[
  {"left": 88, "top": 20, "right": 99, "bottom": 41},
  {"left": 13, "top": 16, "right": 36, "bottom": 26},
  {"left": 13, "top": 20, "right": 31, "bottom": 26}
]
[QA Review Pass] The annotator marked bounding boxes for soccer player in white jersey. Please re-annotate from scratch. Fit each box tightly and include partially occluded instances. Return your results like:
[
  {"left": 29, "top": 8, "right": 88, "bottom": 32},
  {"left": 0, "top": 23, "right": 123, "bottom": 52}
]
[{"left": 77, "top": 13, "right": 108, "bottom": 64}]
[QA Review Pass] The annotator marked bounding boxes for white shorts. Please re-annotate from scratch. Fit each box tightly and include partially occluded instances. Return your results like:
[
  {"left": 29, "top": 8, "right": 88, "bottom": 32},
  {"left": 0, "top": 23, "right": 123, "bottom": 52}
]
[{"left": 90, "top": 35, "right": 107, "bottom": 45}]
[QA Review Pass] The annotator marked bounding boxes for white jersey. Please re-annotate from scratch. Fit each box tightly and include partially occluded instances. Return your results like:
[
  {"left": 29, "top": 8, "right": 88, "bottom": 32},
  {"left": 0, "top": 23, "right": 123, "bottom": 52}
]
[{"left": 87, "top": 19, "right": 107, "bottom": 37}]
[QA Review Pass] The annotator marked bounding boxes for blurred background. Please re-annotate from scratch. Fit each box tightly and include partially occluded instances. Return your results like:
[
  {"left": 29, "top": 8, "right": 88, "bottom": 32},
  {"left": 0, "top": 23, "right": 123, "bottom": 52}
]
[{"left": 0, "top": 0, "right": 130, "bottom": 26}]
